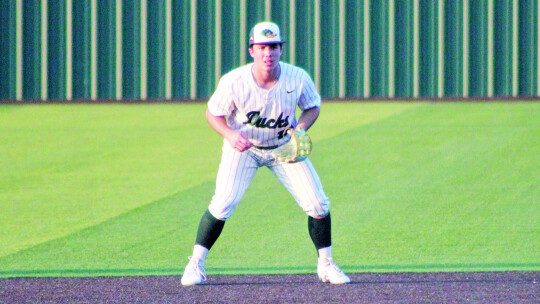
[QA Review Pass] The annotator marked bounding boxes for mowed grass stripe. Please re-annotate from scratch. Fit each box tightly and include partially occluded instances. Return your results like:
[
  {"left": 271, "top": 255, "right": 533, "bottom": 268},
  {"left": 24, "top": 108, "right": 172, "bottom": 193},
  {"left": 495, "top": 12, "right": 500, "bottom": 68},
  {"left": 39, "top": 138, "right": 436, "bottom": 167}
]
[
  {"left": 1, "top": 263, "right": 538, "bottom": 278},
  {"left": 0, "top": 104, "right": 223, "bottom": 257},
  {"left": 0, "top": 182, "right": 214, "bottom": 276}
]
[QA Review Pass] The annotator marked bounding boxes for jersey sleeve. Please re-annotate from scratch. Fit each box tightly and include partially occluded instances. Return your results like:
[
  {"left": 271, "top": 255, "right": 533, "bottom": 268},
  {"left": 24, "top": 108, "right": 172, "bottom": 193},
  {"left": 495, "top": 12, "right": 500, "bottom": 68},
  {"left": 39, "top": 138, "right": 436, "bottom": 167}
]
[
  {"left": 298, "top": 71, "right": 321, "bottom": 110},
  {"left": 207, "top": 76, "right": 236, "bottom": 116}
]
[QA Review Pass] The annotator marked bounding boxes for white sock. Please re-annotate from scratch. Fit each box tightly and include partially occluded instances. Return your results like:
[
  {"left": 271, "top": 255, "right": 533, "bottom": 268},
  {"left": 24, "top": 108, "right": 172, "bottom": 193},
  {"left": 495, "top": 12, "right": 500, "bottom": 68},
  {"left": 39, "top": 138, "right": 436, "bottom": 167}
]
[
  {"left": 318, "top": 246, "right": 332, "bottom": 261},
  {"left": 192, "top": 244, "right": 209, "bottom": 265}
]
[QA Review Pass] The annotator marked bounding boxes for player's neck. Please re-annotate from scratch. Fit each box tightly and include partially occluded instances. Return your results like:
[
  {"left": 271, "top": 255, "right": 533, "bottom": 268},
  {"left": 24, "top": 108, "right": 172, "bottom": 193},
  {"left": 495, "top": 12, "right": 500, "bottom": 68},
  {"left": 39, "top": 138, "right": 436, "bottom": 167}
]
[{"left": 252, "top": 64, "right": 280, "bottom": 90}]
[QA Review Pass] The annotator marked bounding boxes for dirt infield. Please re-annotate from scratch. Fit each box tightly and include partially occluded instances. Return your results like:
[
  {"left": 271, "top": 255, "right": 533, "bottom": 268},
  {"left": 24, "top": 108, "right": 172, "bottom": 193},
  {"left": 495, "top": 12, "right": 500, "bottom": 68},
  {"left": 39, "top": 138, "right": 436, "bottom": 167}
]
[{"left": 1, "top": 272, "right": 538, "bottom": 303}]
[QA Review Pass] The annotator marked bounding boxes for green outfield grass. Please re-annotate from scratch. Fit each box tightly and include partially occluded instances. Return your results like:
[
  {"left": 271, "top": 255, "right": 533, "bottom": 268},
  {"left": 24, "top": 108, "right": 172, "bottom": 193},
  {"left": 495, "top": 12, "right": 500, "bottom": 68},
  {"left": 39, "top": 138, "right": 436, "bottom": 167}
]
[{"left": 0, "top": 102, "right": 538, "bottom": 277}]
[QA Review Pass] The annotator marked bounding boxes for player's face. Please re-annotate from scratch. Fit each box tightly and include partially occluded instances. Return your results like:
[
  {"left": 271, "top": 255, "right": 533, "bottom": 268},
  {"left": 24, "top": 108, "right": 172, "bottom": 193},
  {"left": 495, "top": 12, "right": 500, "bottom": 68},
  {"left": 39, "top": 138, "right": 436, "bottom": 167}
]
[{"left": 249, "top": 43, "right": 283, "bottom": 71}]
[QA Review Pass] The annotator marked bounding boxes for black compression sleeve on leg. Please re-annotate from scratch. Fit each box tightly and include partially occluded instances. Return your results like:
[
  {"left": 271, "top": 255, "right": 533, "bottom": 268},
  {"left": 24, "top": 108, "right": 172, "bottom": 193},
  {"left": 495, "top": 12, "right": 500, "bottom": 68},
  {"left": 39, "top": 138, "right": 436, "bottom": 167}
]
[
  {"left": 308, "top": 213, "right": 332, "bottom": 250},
  {"left": 195, "top": 209, "right": 225, "bottom": 250}
]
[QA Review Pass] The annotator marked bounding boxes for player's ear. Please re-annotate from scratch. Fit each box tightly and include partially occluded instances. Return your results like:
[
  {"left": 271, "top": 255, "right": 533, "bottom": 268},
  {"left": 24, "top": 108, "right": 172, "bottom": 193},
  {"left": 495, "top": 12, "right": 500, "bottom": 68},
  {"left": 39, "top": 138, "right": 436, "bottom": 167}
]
[{"left": 248, "top": 46, "right": 254, "bottom": 58}]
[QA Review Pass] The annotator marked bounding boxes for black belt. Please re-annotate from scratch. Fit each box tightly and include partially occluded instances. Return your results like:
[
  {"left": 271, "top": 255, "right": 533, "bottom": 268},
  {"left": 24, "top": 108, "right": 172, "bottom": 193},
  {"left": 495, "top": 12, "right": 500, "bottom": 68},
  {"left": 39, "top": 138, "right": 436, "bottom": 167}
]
[{"left": 253, "top": 145, "right": 279, "bottom": 150}]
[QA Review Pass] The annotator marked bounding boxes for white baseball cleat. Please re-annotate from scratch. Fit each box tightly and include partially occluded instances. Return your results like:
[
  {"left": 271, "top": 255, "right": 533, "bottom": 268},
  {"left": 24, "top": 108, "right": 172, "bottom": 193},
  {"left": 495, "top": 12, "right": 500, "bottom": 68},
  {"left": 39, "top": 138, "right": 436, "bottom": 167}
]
[
  {"left": 181, "top": 257, "right": 207, "bottom": 286},
  {"left": 317, "top": 257, "right": 351, "bottom": 284}
]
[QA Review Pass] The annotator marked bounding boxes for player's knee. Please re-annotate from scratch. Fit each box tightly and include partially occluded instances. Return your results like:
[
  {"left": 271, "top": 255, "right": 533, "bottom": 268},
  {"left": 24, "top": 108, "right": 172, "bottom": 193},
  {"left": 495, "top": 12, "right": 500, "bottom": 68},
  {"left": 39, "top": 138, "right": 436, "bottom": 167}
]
[
  {"left": 305, "top": 201, "right": 329, "bottom": 219},
  {"left": 208, "top": 204, "right": 235, "bottom": 221}
]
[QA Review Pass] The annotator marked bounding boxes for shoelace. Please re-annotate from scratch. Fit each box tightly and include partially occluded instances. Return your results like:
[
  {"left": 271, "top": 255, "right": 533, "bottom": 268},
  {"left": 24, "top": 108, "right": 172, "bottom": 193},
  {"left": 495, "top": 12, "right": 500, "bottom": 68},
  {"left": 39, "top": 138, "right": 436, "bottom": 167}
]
[
  {"left": 322, "top": 259, "right": 345, "bottom": 276},
  {"left": 188, "top": 256, "right": 207, "bottom": 282},
  {"left": 197, "top": 268, "right": 207, "bottom": 282}
]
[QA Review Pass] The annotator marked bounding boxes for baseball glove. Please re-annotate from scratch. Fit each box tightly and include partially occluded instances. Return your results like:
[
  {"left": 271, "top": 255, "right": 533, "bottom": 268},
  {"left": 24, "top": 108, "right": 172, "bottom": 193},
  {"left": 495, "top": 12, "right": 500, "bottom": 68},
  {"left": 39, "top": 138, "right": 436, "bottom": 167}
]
[{"left": 272, "top": 129, "right": 312, "bottom": 163}]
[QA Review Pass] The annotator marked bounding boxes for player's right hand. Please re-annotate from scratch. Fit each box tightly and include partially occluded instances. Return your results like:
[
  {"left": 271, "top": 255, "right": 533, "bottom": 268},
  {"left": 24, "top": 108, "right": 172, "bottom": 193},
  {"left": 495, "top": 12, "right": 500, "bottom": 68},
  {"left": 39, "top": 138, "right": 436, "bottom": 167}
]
[{"left": 227, "top": 132, "right": 253, "bottom": 152}]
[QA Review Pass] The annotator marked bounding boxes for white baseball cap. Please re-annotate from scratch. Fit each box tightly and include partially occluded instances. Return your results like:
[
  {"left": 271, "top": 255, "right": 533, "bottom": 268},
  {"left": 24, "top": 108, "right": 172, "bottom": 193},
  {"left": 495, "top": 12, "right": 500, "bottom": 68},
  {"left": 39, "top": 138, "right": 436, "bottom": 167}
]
[{"left": 249, "top": 22, "right": 285, "bottom": 45}]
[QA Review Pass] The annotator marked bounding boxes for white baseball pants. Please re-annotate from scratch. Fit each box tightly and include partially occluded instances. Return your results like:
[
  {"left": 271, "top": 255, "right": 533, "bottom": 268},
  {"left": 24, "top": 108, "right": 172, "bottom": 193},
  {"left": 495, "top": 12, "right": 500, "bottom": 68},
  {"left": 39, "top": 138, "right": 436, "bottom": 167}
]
[{"left": 208, "top": 141, "right": 330, "bottom": 220}]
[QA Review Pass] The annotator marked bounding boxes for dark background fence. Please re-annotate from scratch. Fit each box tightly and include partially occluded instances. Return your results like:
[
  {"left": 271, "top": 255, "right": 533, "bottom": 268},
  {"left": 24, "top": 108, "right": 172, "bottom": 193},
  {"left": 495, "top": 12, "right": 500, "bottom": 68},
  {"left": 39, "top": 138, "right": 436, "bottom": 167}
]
[{"left": 1, "top": 0, "right": 539, "bottom": 101}]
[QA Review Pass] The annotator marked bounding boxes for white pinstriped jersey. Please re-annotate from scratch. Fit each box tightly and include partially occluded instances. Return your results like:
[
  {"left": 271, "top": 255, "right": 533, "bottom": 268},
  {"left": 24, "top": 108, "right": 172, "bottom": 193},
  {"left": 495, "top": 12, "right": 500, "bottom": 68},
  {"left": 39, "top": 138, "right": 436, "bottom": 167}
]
[{"left": 207, "top": 62, "right": 321, "bottom": 148}]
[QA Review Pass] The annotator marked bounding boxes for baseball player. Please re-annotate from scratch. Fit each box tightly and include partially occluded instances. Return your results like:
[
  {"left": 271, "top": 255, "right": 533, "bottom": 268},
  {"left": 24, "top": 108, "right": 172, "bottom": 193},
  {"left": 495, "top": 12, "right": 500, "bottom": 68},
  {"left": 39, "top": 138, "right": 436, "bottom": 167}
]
[{"left": 181, "top": 21, "right": 350, "bottom": 285}]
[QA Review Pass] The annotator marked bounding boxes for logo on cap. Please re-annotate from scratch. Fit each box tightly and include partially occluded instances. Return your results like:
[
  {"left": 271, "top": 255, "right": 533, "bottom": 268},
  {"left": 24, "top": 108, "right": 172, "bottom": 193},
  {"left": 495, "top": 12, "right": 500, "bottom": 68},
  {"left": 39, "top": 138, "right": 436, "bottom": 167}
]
[{"left": 262, "top": 29, "right": 277, "bottom": 38}]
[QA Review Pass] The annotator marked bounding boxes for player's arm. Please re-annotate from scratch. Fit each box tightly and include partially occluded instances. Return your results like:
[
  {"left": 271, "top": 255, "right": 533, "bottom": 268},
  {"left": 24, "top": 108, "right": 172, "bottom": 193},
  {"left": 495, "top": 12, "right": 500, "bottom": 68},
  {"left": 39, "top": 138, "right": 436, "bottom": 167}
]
[
  {"left": 206, "top": 109, "right": 253, "bottom": 152},
  {"left": 296, "top": 106, "right": 320, "bottom": 131}
]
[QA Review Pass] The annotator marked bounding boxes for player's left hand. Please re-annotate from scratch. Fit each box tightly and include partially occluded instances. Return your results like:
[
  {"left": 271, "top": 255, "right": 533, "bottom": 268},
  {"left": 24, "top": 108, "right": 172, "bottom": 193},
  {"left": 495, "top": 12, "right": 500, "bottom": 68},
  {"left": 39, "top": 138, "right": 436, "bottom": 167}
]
[{"left": 271, "top": 128, "right": 312, "bottom": 163}]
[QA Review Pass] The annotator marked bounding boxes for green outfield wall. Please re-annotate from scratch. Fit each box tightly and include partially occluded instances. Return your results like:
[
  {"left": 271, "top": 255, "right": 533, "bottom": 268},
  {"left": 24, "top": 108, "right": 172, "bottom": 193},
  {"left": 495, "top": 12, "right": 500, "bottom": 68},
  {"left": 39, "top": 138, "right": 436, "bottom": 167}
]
[{"left": 1, "top": 0, "right": 539, "bottom": 101}]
